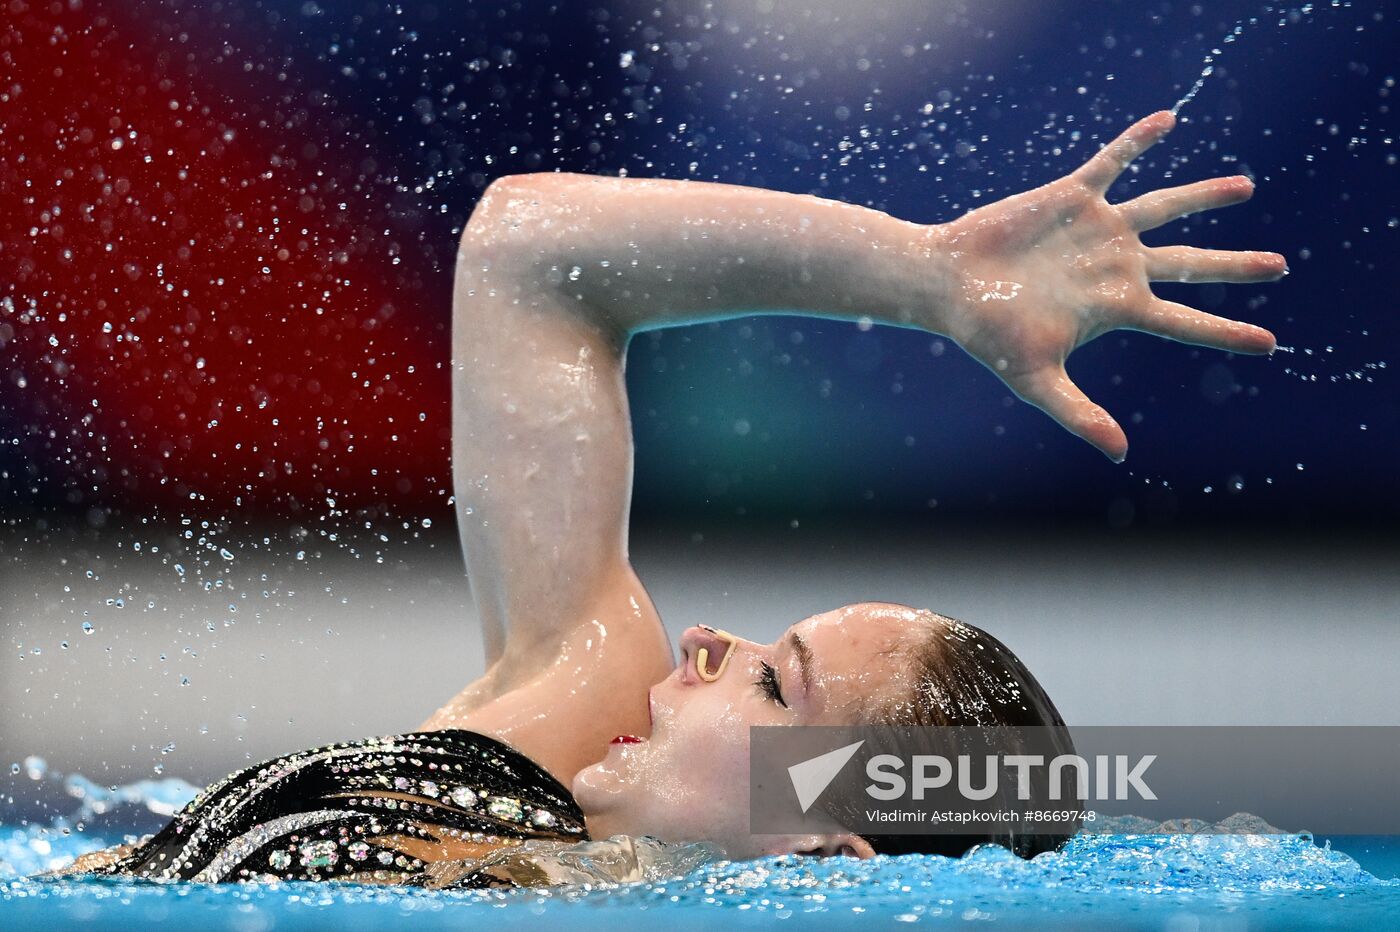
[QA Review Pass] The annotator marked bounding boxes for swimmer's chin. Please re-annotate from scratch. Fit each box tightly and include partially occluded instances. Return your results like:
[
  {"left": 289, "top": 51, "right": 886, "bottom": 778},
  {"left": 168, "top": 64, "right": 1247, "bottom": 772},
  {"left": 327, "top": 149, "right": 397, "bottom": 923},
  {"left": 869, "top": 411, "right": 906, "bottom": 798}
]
[
  {"left": 571, "top": 760, "right": 636, "bottom": 838},
  {"left": 572, "top": 754, "right": 624, "bottom": 803},
  {"left": 571, "top": 768, "right": 602, "bottom": 808}
]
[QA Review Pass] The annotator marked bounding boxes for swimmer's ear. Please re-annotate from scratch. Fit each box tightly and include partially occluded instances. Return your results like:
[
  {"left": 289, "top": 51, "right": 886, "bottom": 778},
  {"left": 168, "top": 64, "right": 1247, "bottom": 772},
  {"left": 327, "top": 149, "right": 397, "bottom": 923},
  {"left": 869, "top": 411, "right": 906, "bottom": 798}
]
[
  {"left": 772, "top": 833, "right": 877, "bottom": 860},
  {"left": 1073, "top": 110, "right": 1177, "bottom": 192}
]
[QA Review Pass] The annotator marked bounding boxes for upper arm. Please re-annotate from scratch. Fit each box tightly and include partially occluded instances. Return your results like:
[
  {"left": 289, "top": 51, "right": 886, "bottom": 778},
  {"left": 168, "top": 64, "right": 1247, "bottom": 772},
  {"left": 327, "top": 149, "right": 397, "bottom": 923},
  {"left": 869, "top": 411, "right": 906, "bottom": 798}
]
[
  {"left": 446, "top": 177, "right": 670, "bottom": 685},
  {"left": 429, "top": 176, "right": 678, "bottom": 778}
]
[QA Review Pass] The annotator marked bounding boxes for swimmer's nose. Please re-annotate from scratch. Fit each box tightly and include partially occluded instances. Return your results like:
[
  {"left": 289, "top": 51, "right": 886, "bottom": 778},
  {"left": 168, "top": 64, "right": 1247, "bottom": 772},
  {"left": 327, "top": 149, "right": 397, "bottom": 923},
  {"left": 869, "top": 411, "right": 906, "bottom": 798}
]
[{"left": 679, "top": 625, "right": 739, "bottom": 683}]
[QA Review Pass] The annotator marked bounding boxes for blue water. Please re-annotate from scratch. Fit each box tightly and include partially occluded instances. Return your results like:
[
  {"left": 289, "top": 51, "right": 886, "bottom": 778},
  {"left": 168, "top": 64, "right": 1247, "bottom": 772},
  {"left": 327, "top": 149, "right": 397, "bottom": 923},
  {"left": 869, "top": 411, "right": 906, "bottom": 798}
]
[{"left": 4, "top": 823, "right": 1397, "bottom": 930}]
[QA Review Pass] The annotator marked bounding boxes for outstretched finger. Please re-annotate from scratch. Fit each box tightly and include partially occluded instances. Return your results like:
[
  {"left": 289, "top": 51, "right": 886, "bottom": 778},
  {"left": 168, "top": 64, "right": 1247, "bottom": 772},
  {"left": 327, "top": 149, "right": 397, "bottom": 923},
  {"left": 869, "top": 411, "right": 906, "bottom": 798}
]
[
  {"left": 1010, "top": 366, "right": 1129, "bottom": 463},
  {"left": 1073, "top": 110, "right": 1177, "bottom": 192},
  {"left": 1129, "top": 299, "right": 1276, "bottom": 354},
  {"left": 1146, "top": 246, "right": 1288, "bottom": 283},
  {"left": 1120, "top": 175, "right": 1255, "bottom": 231}
]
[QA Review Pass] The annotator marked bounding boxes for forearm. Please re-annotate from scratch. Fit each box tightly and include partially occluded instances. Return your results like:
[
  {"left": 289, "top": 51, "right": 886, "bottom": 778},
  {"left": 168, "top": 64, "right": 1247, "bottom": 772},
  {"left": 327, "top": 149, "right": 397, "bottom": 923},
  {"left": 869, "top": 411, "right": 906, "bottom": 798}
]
[
  {"left": 439, "top": 214, "right": 676, "bottom": 731},
  {"left": 469, "top": 173, "right": 961, "bottom": 338},
  {"left": 447, "top": 285, "right": 649, "bottom": 667}
]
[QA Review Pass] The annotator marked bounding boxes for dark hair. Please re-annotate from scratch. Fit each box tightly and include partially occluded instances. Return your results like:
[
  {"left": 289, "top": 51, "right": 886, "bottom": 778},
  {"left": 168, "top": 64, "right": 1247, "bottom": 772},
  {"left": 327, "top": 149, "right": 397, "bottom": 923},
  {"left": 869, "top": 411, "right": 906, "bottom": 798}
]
[{"left": 835, "top": 607, "right": 1077, "bottom": 859}]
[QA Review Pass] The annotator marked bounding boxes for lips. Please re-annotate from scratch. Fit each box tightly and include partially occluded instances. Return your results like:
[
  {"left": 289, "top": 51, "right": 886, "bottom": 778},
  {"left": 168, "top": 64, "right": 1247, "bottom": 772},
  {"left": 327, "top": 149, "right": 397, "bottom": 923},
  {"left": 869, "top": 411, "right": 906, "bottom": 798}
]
[{"left": 610, "top": 735, "right": 645, "bottom": 745}]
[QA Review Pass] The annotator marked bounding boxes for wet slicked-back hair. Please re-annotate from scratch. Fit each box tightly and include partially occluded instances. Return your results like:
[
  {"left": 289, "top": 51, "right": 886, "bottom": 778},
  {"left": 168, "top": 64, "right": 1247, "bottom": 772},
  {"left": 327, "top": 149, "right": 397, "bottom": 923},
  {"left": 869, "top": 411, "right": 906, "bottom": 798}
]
[{"left": 835, "top": 607, "right": 1077, "bottom": 859}]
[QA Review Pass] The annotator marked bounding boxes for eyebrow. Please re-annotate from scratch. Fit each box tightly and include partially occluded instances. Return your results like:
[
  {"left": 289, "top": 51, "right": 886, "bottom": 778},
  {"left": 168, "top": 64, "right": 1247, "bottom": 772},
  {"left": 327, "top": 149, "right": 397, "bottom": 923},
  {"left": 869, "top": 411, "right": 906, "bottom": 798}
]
[{"left": 789, "top": 632, "right": 816, "bottom": 698}]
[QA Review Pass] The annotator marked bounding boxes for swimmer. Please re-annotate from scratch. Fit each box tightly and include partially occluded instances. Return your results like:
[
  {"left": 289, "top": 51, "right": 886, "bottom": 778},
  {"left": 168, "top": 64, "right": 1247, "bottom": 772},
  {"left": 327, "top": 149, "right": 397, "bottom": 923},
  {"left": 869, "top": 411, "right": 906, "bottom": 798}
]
[{"left": 63, "top": 111, "right": 1285, "bottom": 886}]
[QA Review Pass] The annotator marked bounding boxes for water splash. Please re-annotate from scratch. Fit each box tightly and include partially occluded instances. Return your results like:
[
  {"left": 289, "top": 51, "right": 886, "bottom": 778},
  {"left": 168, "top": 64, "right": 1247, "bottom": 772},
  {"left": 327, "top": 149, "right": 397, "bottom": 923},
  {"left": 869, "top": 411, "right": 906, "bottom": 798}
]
[
  {"left": 3, "top": 766, "right": 1398, "bottom": 926},
  {"left": 0, "top": 758, "right": 199, "bottom": 878},
  {"left": 2, "top": 822, "right": 1397, "bottom": 928},
  {"left": 57, "top": 773, "right": 197, "bottom": 822},
  {"left": 21, "top": 758, "right": 197, "bottom": 822},
  {"left": 1173, "top": 2, "right": 1353, "bottom": 115}
]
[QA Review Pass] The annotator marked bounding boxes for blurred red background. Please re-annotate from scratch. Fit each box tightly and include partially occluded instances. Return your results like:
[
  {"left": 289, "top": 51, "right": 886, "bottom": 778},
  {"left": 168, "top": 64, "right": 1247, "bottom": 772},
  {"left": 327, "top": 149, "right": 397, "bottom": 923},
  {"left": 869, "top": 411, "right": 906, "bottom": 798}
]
[{"left": 2, "top": 1, "right": 452, "bottom": 521}]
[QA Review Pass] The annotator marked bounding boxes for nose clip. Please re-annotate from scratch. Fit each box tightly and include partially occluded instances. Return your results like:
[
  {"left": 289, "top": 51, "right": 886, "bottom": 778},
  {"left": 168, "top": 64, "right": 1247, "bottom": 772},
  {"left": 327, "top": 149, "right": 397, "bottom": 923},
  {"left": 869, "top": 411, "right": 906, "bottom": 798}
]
[{"left": 695, "top": 626, "right": 739, "bottom": 682}]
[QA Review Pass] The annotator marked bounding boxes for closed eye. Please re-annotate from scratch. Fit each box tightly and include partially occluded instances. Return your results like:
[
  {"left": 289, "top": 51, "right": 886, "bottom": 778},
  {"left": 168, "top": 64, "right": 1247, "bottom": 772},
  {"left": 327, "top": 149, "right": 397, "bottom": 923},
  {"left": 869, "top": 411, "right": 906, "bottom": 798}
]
[{"left": 755, "top": 660, "right": 788, "bottom": 708}]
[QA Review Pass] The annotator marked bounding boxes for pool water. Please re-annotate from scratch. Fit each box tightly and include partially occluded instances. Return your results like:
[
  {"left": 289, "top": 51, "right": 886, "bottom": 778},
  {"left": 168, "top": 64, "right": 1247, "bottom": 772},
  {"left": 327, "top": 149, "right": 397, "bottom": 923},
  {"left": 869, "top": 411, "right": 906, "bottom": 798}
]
[{"left": 4, "top": 824, "right": 1397, "bottom": 930}]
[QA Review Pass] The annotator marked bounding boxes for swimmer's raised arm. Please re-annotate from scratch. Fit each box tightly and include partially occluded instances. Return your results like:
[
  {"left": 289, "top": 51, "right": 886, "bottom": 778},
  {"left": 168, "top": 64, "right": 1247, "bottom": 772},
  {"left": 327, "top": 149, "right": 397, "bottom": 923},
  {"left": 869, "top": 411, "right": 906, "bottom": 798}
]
[
  {"left": 425, "top": 111, "right": 1284, "bottom": 779},
  {"left": 471, "top": 110, "right": 1283, "bottom": 461}
]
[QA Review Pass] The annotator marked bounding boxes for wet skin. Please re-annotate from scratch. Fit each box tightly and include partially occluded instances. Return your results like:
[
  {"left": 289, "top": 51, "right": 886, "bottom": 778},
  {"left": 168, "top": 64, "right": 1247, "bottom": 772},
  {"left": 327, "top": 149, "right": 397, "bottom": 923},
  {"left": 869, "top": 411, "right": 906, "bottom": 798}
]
[
  {"left": 575, "top": 606, "right": 925, "bottom": 860},
  {"left": 420, "top": 111, "right": 1287, "bottom": 858}
]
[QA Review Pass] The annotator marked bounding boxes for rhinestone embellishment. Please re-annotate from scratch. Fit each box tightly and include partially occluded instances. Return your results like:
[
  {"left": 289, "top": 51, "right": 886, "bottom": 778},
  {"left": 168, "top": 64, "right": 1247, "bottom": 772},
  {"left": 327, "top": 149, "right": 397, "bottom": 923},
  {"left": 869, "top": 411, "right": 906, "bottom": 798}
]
[
  {"left": 487, "top": 796, "right": 524, "bottom": 822},
  {"left": 298, "top": 840, "right": 338, "bottom": 868}
]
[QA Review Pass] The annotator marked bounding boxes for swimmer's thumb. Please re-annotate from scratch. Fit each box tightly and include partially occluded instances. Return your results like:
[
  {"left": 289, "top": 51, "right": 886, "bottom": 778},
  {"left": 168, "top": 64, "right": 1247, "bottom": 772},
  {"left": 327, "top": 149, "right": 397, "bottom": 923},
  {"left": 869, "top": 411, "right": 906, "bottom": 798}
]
[{"left": 1019, "top": 366, "right": 1128, "bottom": 463}]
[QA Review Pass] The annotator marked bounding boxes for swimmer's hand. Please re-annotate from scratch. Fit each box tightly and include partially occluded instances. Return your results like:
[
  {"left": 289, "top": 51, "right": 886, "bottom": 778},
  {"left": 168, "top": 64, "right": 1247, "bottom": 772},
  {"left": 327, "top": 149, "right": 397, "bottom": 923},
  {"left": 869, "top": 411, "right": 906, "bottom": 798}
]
[{"left": 934, "top": 110, "right": 1286, "bottom": 462}]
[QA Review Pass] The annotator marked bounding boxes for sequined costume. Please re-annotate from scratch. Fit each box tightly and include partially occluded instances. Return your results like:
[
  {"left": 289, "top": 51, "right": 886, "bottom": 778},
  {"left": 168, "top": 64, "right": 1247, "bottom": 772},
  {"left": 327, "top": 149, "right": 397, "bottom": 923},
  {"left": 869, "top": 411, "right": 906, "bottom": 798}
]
[{"left": 83, "top": 730, "right": 589, "bottom": 887}]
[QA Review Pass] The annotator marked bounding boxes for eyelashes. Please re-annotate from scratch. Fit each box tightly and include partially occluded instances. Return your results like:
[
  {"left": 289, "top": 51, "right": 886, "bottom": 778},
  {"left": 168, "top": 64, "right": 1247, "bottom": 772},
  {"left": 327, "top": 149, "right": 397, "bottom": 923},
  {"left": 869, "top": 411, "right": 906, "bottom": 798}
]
[{"left": 755, "top": 660, "right": 788, "bottom": 709}]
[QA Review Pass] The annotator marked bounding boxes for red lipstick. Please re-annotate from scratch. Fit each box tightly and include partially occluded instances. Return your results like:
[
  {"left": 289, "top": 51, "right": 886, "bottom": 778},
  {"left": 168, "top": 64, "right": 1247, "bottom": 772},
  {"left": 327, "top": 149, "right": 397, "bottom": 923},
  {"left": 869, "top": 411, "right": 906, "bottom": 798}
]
[{"left": 610, "top": 735, "right": 644, "bottom": 745}]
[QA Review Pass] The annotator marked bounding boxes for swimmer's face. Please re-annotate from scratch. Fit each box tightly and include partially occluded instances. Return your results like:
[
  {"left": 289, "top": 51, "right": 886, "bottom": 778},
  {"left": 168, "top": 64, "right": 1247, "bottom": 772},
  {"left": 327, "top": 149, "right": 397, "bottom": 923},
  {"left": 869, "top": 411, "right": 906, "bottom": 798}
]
[{"left": 572, "top": 603, "right": 923, "bottom": 860}]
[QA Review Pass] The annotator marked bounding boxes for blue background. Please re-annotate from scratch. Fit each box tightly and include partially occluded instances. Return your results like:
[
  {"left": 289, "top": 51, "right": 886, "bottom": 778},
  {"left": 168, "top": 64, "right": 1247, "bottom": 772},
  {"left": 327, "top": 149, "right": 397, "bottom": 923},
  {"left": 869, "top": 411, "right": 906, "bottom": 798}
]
[{"left": 4, "top": 0, "right": 1397, "bottom": 529}]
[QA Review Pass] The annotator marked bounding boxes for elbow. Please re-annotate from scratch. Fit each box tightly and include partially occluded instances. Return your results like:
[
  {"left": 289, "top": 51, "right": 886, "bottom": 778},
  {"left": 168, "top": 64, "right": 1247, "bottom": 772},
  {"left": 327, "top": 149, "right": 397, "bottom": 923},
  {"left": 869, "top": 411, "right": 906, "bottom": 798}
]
[
  {"left": 480, "top": 172, "right": 549, "bottom": 206},
  {"left": 459, "top": 174, "right": 540, "bottom": 255},
  {"left": 459, "top": 171, "right": 590, "bottom": 268},
  {"left": 461, "top": 172, "right": 581, "bottom": 253},
  {"left": 460, "top": 172, "right": 596, "bottom": 276}
]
